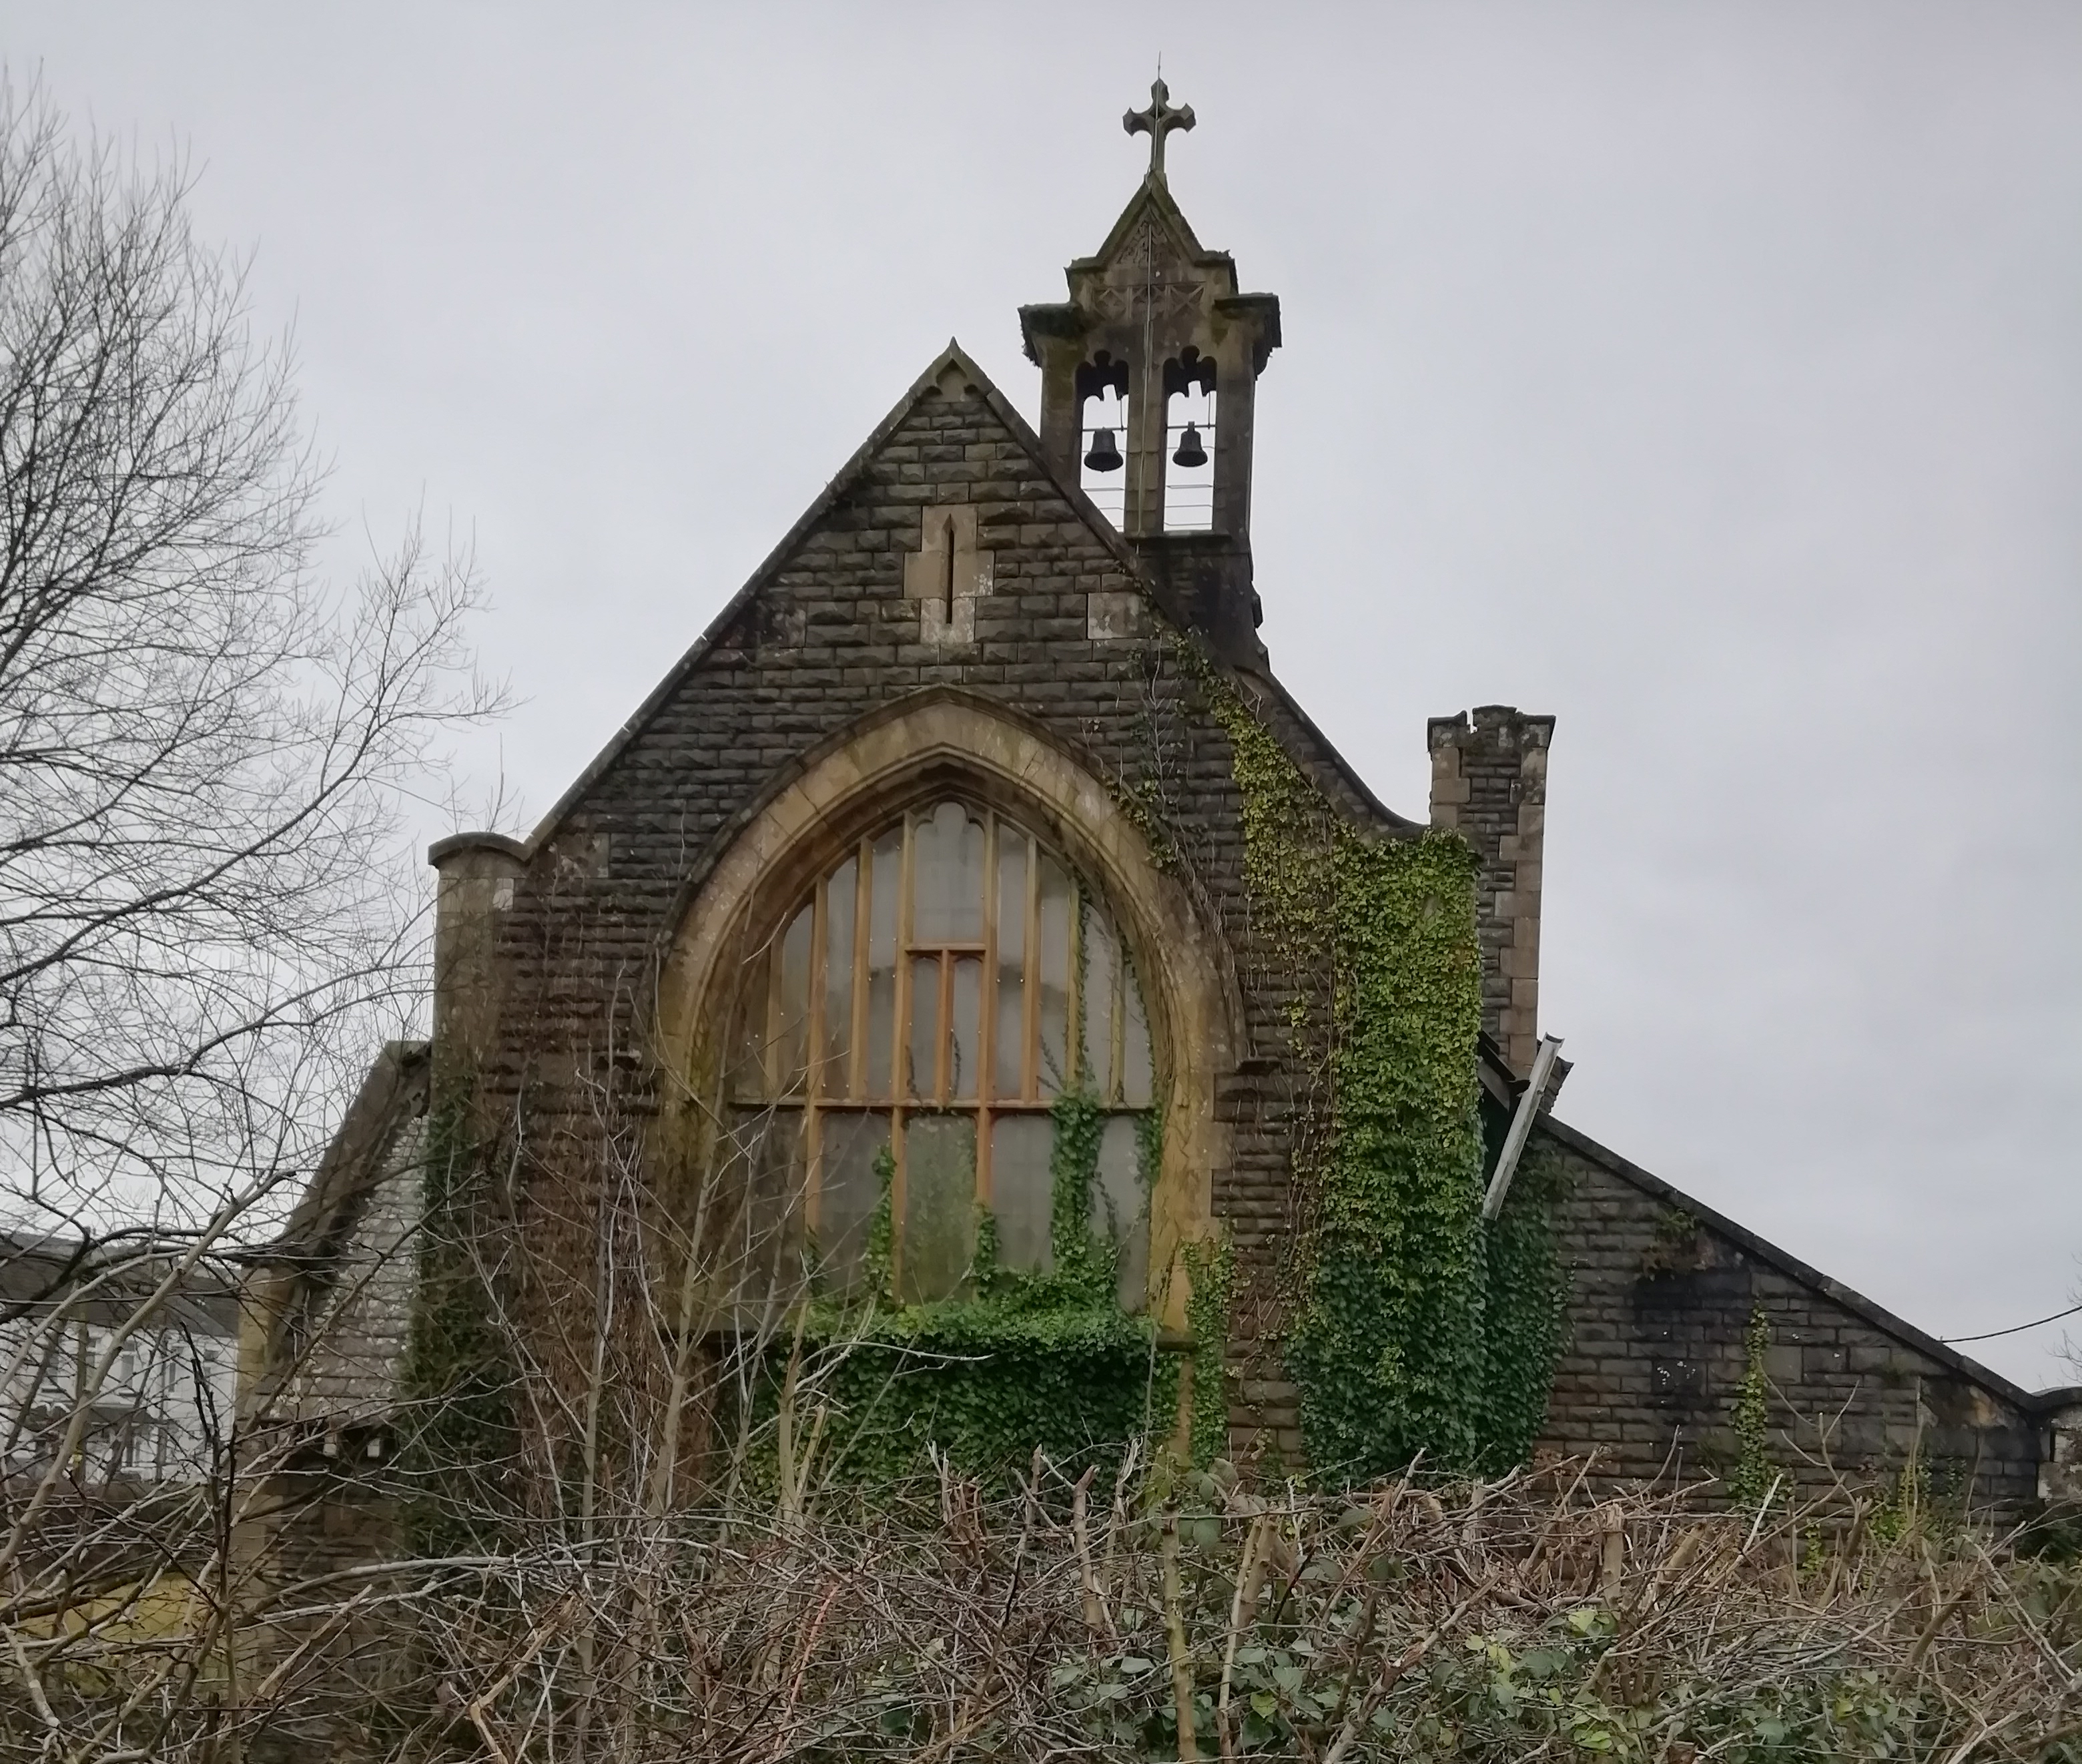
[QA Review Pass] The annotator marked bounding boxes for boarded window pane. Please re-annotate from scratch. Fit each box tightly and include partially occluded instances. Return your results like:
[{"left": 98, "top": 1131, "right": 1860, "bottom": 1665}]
[
  {"left": 906, "top": 954, "right": 940, "bottom": 1101},
  {"left": 990, "top": 1113, "right": 1053, "bottom": 1272},
  {"left": 1082, "top": 908, "right": 1117, "bottom": 1099},
  {"left": 910, "top": 805, "right": 948, "bottom": 943},
  {"left": 822, "top": 858, "right": 857, "bottom": 1099},
  {"left": 993, "top": 966, "right": 1025, "bottom": 1102},
  {"left": 777, "top": 904, "right": 813, "bottom": 1097},
  {"left": 952, "top": 808, "right": 986, "bottom": 941},
  {"left": 815, "top": 1110, "right": 887, "bottom": 1292},
  {"left": 1093, "top": 1115, "right": 1149, "bottom": 1312},
  {"left": 900, "top": 1115, "right": 974, "bottom": 1303},
  {"left": 865, "top": 830, "right": 901, "bottom": 1098},
  {"left": 949, "top": 958, "right": 982, "bottom": 1101},
  {"left": 1121, "top": 967, "right": 1154, "bottom": 1109},
  {"left": 729, "top": 947, "right": 769, "bottom": 1099},
  {"left": 996, "top": 834, "right": 1027, "bottom": 965},
  {"left": 994, "top": 835, "right": 1028, "bottom": 1099},
  {"left": 723, "top": 1107, "right": 808, "bottom": 1303},
  {"left": 1036, "top": 854, "right": 1072, "bottom": 1097},
  {"left": 912, "top": 801, "right": 986, "bottom": 944}
]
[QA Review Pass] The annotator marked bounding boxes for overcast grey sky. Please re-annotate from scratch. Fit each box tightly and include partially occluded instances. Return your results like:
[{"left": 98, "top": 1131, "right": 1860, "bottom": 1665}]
[{"left": 13, "top": 2, "right": 2077, "bottom": 1388}]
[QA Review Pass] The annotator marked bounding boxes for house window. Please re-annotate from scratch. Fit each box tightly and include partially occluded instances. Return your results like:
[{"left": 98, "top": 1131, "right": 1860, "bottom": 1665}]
[{"left": 725, "top": 798, "right": 1156, "bottom": 1307}]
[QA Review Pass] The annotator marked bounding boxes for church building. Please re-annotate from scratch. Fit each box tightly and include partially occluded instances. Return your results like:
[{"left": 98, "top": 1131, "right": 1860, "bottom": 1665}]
[{"left": 240, "top": 87, "right": 2069, "bottom": 1577}]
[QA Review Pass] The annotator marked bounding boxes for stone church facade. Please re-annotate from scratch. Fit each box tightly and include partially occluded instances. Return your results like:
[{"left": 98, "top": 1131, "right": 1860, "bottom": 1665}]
[{"left": 239, "top": 95, "right": 2071, "bottom": 1592}]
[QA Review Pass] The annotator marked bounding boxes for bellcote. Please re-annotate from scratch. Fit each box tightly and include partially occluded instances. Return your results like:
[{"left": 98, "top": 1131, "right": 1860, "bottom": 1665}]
[{"left": 1020, "top": 83, "right": 1282, "bottom": 670}]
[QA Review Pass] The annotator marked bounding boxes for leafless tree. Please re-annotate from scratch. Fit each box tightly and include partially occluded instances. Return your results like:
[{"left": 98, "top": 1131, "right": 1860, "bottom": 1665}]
[
  {"left": 0, "top": 76, "right": 494, "bottom": 1250},
  {"left": 6, "top": 978, "right": 2076, "bottom": 1759},
  {"left": 1, "top": 70, "right": 2071, "bottom": 1764},
  {"left": 0, "top": 65, "right": 497, "bottom": 1737}
]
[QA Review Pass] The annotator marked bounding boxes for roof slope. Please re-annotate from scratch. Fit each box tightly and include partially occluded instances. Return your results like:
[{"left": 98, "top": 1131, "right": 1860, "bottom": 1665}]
[
  {"left": 1538, "top": 1111, "right": 2052, "bottom": 1410},
  {"left": 244, "top": 1041, "right": 428, "bottom": 1430}
]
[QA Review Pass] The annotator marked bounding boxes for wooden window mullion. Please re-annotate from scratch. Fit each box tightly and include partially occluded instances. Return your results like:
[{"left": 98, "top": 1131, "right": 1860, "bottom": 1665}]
[
  {"left": 890, "top": 814, "right": 916, "bottom": 1292},
  {"left": 804, "top": 880, "right": 826, "bottom": 1235},
  {"left": 849, "top": 836, "right": 870, "bottom": 1101},
  {"left": 1022, "top": 834, "right": 1040, "bottom": 1102},
  {"left": 1110, "top": 942, "right": 1126, "bottom": 1108},
  {"left": 894, "top": 813, "right": 916, "bottom": 1095},
  {"left": 977, "top": 814, "right": 997, "bottom": 1206},
  {"left": 935, "top": 948, "right": 953, "bottom": 1104},
  {"left": 1068, "top": 880, "right": 1084, "bottom": 1092}
]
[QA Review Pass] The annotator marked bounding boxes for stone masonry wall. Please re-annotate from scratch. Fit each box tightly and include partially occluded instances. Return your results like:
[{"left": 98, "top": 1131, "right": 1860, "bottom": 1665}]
[
  {"left": 1536, "top": 1119, "right": 2044, "bottom": 1521},
  {"left": 403, "top": 350, "right": 2038, "bottom": 1505},
  {"left": 1428, "top": 706, "right": 1550, "bottom": 1076},
  {"left": 238, "top": 1457, "right": 408, "bottom": 1764},
  {"left": 461, "top": 356, "right": 1368, "bottom": 1469}
]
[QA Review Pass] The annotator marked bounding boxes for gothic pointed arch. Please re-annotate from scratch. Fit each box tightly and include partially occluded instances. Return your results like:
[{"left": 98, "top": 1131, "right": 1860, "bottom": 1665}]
[{"left": 650, "top": 690, "right": 1237, "bottom": 1328}]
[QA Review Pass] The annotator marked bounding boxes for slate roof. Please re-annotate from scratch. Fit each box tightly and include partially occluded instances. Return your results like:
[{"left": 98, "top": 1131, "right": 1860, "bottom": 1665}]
[
  {"left": 243, "top": 1042, "right": 428, "bottom": 1430},
  {"left": 1534, "top": 1111, "right": 2059, "bottom": 1412}
]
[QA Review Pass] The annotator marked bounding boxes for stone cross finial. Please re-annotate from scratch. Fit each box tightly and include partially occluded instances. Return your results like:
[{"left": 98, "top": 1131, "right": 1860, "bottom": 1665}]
[{"left": 1124, "top": 78, "right": 1195, "bottom": 178}]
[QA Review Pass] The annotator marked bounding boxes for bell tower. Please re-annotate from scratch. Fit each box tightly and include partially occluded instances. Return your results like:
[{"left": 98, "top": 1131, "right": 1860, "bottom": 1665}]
[{"left": 1020, "top": 81, "right": 1282, "bottom": 671}]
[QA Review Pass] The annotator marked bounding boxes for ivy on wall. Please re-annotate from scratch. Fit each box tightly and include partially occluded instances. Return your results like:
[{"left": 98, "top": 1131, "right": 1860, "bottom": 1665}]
[
  {"left": 1728, "top": 1305, "right": 1776, "bottom": 1509},
  {"left": 1180, "top": 1235, "right": 1233, "bottom": 1470},
  {"left": 768, "top": 1090, "right": 1176, "bottom": 1492},
  {"left": 397, "top": 1099, "right": 520, "bottom": 1554},
  {"left": 1046, "top": 1091, "right": 1112, "bottom": 1302},
  {"left": 1192, "top": 649, "right": 1566, "bottom": 1482},
  {"left": 774, "top": 1293, "right": 1169, "bottom": 1492},
  {"left": 1477, "top": 1141, "right": 1569, "bottom": 1474}
]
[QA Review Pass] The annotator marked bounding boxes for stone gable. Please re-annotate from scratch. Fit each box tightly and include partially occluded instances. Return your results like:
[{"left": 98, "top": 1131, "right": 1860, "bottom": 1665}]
[
  {"left": 247, "top": 199, "right": 2064, "bottom": 1532},
  {"left": 452, "top": 345, "right": 1364, "bottom": 1458}
]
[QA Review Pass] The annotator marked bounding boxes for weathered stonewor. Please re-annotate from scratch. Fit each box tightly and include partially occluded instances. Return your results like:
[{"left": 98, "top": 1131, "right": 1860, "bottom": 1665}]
[
  {"left": 241, "top": 114, "right": 2067, "bottom": 1626},
  {"left": 416, "top": 346, "right": 1371, "bottom": 1476},
  {"left": 1429, "top": 705, "right": 1551, "bottom": 1077},
  {"left": 1529, "top": 1118, "right": 2049, "bottom": 1520}
]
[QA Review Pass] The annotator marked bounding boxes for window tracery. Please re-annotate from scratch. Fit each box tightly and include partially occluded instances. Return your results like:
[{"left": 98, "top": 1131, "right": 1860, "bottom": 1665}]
[{"left": 723, "top": 798, "right": 1156, "bottom": 1307}]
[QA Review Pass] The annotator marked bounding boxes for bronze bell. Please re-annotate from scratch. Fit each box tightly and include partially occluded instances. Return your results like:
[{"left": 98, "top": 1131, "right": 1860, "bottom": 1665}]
[
  {"left": 1172, "top": 422, "right": 1207, "bottom": 469},
  {"left": 1083, "top": 427, "right": 1123, "bottom": 473}
]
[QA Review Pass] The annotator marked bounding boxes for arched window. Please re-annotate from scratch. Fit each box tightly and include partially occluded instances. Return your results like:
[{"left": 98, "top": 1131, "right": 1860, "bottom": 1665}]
[{"left": 724, "top": 798, "right": 1157, "bottom": 1307}]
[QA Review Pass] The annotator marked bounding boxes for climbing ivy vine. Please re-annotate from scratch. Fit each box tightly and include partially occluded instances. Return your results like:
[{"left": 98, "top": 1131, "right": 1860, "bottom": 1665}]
[
  {"left": 1046, "top": 1090, "right": 1112, "bottom": 1302},
  {"left": 1180, "top": 1234, "right": 1233, "bottom": 1470},
  {"left": 1188, "top": 643, "right": 1567, "bottom": 1483},
  {"left": 1728, "top": 1305, "right": 1776, "bottom": 1508},
  {"left": 1477, "top": 1140, "right": 1569, "bottom": 1474},
  {"left": 397, "top": 1097, "right": 520, "bottom": 1555},
  {"left": 763, "top": 1090, "right": 1174, "bottom": 1493}
]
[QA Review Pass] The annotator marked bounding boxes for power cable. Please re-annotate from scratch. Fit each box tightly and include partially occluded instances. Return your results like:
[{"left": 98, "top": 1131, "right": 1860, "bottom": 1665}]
[{"left": 1941, "top": 1301, "right": 2082, "bottom": 1345}]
